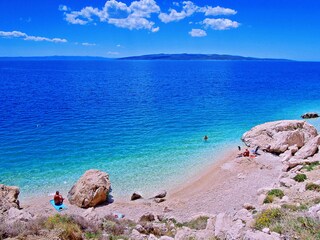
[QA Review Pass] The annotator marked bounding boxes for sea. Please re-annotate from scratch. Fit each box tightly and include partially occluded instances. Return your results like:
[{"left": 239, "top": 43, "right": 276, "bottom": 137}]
[{"left": 1, "top": 60, "right": 320, "bottom": 199}]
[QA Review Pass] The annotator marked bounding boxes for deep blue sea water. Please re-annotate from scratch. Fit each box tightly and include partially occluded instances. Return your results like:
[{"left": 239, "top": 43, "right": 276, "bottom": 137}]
[{"left": 1, "top": 60, "right": 320, "bottom": 199}]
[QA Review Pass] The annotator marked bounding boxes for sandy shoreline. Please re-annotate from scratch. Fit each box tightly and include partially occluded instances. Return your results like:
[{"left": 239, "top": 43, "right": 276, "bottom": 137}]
[{"left": 20, "top": 145, "right": 283, "bottom": 221}]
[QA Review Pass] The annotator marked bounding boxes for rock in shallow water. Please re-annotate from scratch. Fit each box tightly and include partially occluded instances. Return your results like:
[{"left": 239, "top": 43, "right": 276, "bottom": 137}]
[
  {"left": 301, "top": 112, "right": 319, "bottom": 119},
  {"left": 68, "top": 169, "right": 111, "bottom": 208}
]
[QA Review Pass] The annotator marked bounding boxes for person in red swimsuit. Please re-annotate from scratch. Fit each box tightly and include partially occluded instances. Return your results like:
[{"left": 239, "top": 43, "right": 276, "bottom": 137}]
[{"left": 54, "top": 191, "right": 64, "bottom": 205}]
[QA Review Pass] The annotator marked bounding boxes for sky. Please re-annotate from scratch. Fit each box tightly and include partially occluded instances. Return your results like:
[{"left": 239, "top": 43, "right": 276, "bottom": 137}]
[{"left": 0, "top": 0, "right": 320, "bottom": 60}]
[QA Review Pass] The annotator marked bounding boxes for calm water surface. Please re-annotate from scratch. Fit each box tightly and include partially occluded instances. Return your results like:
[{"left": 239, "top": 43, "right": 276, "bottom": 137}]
[{"left": 1, "top": 60, "right": 320, "bottom": 198}]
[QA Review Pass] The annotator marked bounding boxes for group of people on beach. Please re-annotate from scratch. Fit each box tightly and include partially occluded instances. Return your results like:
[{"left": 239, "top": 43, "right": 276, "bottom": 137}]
[{"left": 237, "top": 146, "right": 260, "bottom": 158}]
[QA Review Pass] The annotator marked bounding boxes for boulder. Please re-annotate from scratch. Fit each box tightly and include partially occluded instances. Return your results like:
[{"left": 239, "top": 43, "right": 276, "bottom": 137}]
[
  {"left": 0, "top": 184, "right": 20, "bottom": 213},
  {"left": 242, "top": 120, "right": 317, "bottom": 154},
  {"left": 131, "top": 192, "right": 143, "bottom": 201},
  {"left": 244, "top": 230, "right": 281, "bottom": 240},
  {"left": 302, "top": 112, "right": 319, "bottom": 119},
  {"left": 293, "top": 135, "right": 320, "bottom": 159},
  {"left": 139, "top": 212, "right": 156, "bottom": 222},
  {"left": 153, "top": 190, "right": 167, "bottom": 199},
  {"left": 68, "top": 169, "right": 111, "bottom": 208},
  {"left": 308, "top": 204, "right": 320, "bottom": 220},
  {"left": 6, "top": 207, "right": 34, "bottom": 224}
]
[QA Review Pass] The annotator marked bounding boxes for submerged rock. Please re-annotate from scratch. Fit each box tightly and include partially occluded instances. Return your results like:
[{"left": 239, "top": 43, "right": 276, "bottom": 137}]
[
  {"left": 301, "top": 112, "right": 319, "bottom": 119},
  {"left": 242, "top": 120, "right": 317, "bottom": 154},
  {"left": 68, "top": 169, "right": 111, "bottom": 208},
  {"left": 0, "top": 184, "right": 20, "bottom": 213}
]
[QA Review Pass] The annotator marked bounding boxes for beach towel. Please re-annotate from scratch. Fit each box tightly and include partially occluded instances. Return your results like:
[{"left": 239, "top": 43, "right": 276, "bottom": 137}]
[{"left": 50, "top": 199, "right": 68, "bottom": 212}]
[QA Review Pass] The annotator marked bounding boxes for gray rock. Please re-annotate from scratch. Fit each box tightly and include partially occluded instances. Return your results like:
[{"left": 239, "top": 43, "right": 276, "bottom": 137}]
[
  {"left": 280, "top": 177, "right": 296, "bottom": 187},
  {"left": 302, "top": 112, "right": 319, "bottom": 119},
  {"left": 244, "top": 230, "right": 281, "bottom": 240},
  {"left": 243, "top": 203, "right": 256, "bottom": 210},
  {"left": 140, "top": 212, "right": 156, "bottom": 222},
  {"left": 67, "top": 169, "right": 111, "bottom": 208},
  {"left": 131, "top": 192, "right": 143, "bottom": 201},
  {"left": 242, "top": 120, "right": 317, "bottom": 154},
  {"left": 0, "top": 184, "right": 20, "bottom": 213},
  {"left": 153, "top": 190, "right": 167, "bottom": 199}
]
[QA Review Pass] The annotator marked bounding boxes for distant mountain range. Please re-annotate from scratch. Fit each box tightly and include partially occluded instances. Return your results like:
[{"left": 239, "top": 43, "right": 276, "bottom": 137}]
[
  {"left": 118, "top": 53, "right": 291, "bottom": 61},
  {"left": 0, "top": 54, "right": 291, "bottom": 61}
]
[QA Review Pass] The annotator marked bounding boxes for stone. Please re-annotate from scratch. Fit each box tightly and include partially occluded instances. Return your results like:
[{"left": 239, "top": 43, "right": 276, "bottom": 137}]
[
  {"left": 131, "top": 229, "right": 147, "bottom": 240},
  {"left": 308, "top": 204, "right": 320, "bottom": 220},
  {"left": 293, "top": 135, "right": 320, "bottom": 160},
  {"left": 135, "top": 224, "right": 147, "bottom": 234},
  {"left": 139, "top": 212, "right": 156, "bottom": 222},
  {"left": 205, "top": 217, "right": 216, "bottom": 231},
  {"left": 258, "top": 194, "right": 267, "bottom": 205},
  {"left": 242, "top": 120, "right": 317, "bottom": 154},
  {"left": 159, "top": 236, "right": 174, "bottom": 240},
  {"left": 0, "top": 184, "right": 20, "bottom": 213},
  {"left": 234, "top": 209, "right": 254, "bottom": 226},
  {"left": 280, "top": 196, "right": 289, "bottom": 203},
  {"left": 302, "top": 112, "right": 319, "bottom": 119},
  {"left": 148, "top": 234, "right": 158, "bottom": 240},
  {"left": 131, "top": 192, "right": 143, "bottom": 201},
  {"left": 243, "top": 203, "right": 255, "bottom": 210},
  {"left": 280, "top": 178, "right": 296, "bottom": 187},
  {"left": 6, "top": 207, "right": 34, "bottom": 224},
  {"left": 175, "top": 227, "right": 195, "bottom": 240},
  {"left": 244, "top": 230, "right": 281, "bottom": 240},
  {"left": 262, "top": 228, "right": 270, "bottom": 234},
  {"left": 153, "top": 190, "right": 167, "bottom": 199},
  {"left": 214, "top": 213, "right": 239, "bottom": 239},
  {"left": 67, "top": 169, "right": 111, "bottom": 208},
  {"left": 154, "top": 198, "right": 166, "bottom": 203}
]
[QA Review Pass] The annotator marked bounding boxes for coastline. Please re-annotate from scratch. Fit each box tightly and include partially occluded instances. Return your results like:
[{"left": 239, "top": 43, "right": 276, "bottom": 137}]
[{"left": 20, "top": 143, "right": 283, "bottom": 221}]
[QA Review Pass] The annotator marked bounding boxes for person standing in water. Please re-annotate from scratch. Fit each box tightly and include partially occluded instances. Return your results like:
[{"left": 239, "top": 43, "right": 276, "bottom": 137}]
[{"left": 204, "top": 135, "right": 208, "bottom": 141}]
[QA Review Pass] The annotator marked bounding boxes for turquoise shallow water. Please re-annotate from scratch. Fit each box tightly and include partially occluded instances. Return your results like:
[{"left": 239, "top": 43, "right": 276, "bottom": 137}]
[{"left": 1, "top": 60, "right": 320, "bottom": 199}]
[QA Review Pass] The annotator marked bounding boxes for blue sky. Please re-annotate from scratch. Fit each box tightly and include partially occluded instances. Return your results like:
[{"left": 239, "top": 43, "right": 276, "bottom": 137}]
[{"left": 0, "top": 0, "right": 320, "bottom": 60}]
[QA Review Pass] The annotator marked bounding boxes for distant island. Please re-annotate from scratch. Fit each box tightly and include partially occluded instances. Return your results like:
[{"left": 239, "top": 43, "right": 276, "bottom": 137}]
[
  {"left": 0, "top": 54, "right": 291, "bottom": 61},
  {"left": 118, "top": 53, "right": 291, "bottom": 61}
]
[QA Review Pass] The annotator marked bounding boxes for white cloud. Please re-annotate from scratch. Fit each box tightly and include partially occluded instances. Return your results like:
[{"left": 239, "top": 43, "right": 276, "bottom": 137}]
[
  {"left": 151, "top": 26, "right": 159, "bottom": 32},
  {"left": 107, "top": 51, "right": 120, "bottom": 55},
  {"left": 200, "top": 6, "right": 237, "bottom": 16},
  {"left": 203, "top": 18, "right": 239, "bottom": 30},
  {"left": 59, "top": 5, "right": 69, "bottom": 11},
  {"left": 64, "top": 0, "right": 160, "bottom": 31},
  {"left": 0, "top": 30, "right": 67, "bottom": 43},
  {"left": 0, "top": 30, "right": 27, "bottom": 38},
  {"left": 158, "top": 1, "right": 237, "bottom": 23},
  {"left": 116, "top": 44, "right": 121, "bottom": 47},
  {"left": 159, "top": 1, "right": 197, "bottom": 23},
  {"left": 189, "top": 28, "right": 207, "bottom": 37},
  {"left": 82, "top": 42, "right": 96, "bottom": 46}
]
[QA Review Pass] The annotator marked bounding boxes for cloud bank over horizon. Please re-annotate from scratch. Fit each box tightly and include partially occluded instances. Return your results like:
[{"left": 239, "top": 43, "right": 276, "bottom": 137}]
[{"left": 61, "top": 0, "right": 239, "bottom": 36}]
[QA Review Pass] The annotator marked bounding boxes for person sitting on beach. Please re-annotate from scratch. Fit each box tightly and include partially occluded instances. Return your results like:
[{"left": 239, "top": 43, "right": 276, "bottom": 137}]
[
  {"left": 243, "top": 149, "right": 250, "bottom": 157},
  {"left": 204, "top": 135, "right": 208, "bottom": 141},
  {"left": 54, "top": 191, "right": 64, "bottom": 205}
]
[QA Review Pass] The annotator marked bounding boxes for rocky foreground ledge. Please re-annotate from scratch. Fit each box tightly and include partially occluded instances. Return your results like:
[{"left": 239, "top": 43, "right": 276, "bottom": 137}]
[{"left": 1, "top": 120, "right": 320, "bottom": 240}]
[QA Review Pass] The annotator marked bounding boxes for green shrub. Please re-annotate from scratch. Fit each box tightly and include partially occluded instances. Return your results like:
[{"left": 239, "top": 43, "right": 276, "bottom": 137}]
[
  {"left": 267, "top": 189, "right": 284, "bottom": 199},
  {"left": 263, "top": 195, "right": 274, "bottom": 204},
  {"left": 293, "top": 174, "right": 307, "bottom": 182},
  {"left": 176, "top": 216, "right": 209, "bottom": 230},
  {"left": 85, "top": 231, "right": 101, "bottom": 239},
  {"left": 254, "top": 208, "right": 283, "bottom": 230},
  {"left": 281, "top": 204, "right": 308, "bottom": 212},
  {"left": 306, "top": 183, "right": 320, "bottom": 192},
  {"left": 303, "top": 162, "right": 320, "bottom": 171},
  {"left": 45, "top": 214, "right": 82, "bottom": 240}
]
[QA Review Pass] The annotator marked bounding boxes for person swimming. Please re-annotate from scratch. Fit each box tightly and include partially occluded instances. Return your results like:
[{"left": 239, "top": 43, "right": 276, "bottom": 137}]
[{"left": 204, "top": 135, "right": 208, "bottom": 141}]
